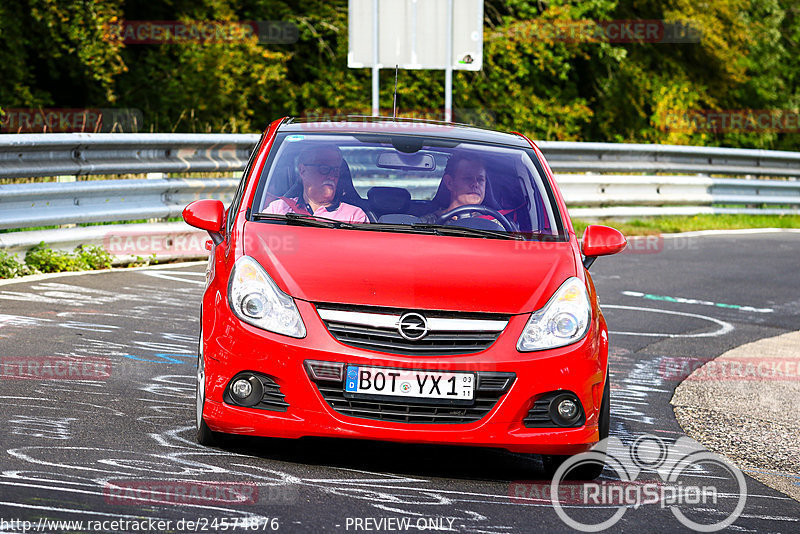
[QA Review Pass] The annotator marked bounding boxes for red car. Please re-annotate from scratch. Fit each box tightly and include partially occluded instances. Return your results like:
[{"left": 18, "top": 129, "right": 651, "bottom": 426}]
[{"left": 184, "top": 117, "right": 626, "bottom": 477}]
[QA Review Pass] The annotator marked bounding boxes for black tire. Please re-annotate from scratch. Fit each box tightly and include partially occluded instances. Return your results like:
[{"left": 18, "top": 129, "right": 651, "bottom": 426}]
[
  {"left": 196, "top": 415, "right": 218, "bottom": 446},
  {"left": 196, "top": 332, "right": 220, "bottom": 446},
  {"left": 542, "top": 376, "right": 610, "bottom": 480}
]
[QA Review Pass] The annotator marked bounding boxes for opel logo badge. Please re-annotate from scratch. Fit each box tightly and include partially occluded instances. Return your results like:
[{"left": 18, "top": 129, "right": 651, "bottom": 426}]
[{"left": 398, "top": 312, "right": 428, "bottom": 341}]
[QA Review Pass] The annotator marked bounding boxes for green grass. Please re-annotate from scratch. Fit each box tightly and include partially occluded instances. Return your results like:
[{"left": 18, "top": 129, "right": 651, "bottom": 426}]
[
  {"left": 0, "top": 242, "right": 114, "bottom": 279},
  {"left": 572, "top": 214, "right": 800, "bottom": 236}
]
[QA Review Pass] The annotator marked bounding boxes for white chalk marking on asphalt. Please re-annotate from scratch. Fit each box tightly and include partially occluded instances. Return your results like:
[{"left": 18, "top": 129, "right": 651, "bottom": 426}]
[
  {"left": 370, "top": 504, "right": 429, "bottom": 516},
  {"left": 0, "top": 482, "right": 273, "bottom": 518},
  {"left": 0, "top": 261, "right": 207, "bottom": 288},
  {"left": 0, "top": 314, "right": 45, "bottom": 328},
  {"left": 731, "top": 513, "right": 799, "bottom": 522},
  {"left": 138, "top": 271, "right": 205, "bottom": 285},
  {"left": 0, "top": 497, "right": 161, "bottom": 519},
  {"left": 604, "top": 305, "right": 734, "bottom": 338},
  {"left": 147, "top": 270, "right": 205, "bottom": 276},
  {"left": 0, "top": 397, "right": 124, "bottom": 416},
  {"left": 622, "top": 291, "right": 774, "bottom": 313},
  {"left": 0, "top": 282, "right": 145, "bottom": 307}
]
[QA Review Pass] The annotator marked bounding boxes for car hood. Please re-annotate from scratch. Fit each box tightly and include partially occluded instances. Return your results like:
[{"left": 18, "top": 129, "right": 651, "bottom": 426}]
[{"left": 243, "top": 222, "right": 578, "bottom": 315}]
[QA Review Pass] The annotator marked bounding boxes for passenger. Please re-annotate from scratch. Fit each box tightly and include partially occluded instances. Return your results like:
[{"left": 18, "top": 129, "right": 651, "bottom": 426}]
[
  {"left": 419, "top": 153, "right": 487, "bottom": 223},
  {"left": 264, "top": 145, "right": 369, "bottom": 223}
]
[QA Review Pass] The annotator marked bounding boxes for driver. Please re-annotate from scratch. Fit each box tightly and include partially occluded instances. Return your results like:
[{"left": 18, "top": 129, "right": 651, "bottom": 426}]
[{"left": 419, "top": 154, "right": 487, "bottom": 223}]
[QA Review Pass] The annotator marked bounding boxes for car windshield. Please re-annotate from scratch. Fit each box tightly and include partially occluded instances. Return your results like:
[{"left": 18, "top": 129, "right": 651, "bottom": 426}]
[{"left": 251, "top": 132, "right": 564, "bottom": 240}]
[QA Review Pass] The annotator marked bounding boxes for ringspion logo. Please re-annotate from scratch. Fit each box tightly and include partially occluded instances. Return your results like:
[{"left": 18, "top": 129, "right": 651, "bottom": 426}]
[{"left": 546, "top": 435, "right": 747, "bottom": 532}]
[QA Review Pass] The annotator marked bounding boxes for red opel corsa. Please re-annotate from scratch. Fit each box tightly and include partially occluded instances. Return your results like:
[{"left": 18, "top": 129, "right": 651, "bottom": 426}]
[{"left": 184, "top": 118, "right": 626, "bottom": 477}]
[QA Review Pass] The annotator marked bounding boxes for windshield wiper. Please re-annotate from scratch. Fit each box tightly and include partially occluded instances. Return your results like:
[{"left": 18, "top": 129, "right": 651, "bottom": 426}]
[
  {"left": 251, "top": 212, "right": 356, "bottom": 229},
  {"left": 410, "top": 223, "right": 523, "bottom": 240},
  {"left": 346, "top": 222, "right": 438, "bottom": 235},
  {"left": 252, "top": 213, "right": 520, "bottom": 239},
  {"left": 252, "top": 214, "right": 440, "bottom": 235}
]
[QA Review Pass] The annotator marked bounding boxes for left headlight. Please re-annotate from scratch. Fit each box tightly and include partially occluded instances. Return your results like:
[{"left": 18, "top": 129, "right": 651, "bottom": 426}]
[
  {"left": 517, "top": 277, "right": 591, "bottom": 352},
  {"left": 228, "top": 256, "right": 306, "bottom": 338}
]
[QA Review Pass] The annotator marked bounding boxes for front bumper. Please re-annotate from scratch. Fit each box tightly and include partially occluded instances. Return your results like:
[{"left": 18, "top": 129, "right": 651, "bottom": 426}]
[{"left": 202, "top": 299, "right": 608, "bottom": 455}]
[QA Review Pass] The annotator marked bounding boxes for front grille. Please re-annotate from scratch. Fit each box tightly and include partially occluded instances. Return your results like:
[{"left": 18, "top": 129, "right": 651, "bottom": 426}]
[
  {"left": 478, "top": 374, "right": 515, "bottom": 391},
  {"left": 307, "top": 365, "right": 515, "bottom": 424},
  {"left": 259, "top": 377, "right": 290, "bottom": 411},
  {"left": 315, "top": 303, "right": 509, "bottom": 356},
  {"left": 523, "top": 397, "right": 553, "bottom": 427}
]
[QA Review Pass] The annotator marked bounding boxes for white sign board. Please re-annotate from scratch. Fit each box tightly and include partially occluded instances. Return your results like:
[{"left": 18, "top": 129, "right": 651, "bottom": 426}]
[{"left": 348, "top": 0, "right": 483, "bottom": 71}]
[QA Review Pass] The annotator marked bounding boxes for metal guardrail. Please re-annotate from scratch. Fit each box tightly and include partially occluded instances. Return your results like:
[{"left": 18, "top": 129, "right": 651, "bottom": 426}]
[
  {"left": 1, "top": 133, "right": 799, "bottom": 262},
  {"left": 4, "top": 133, "right": 800, "bottom": 178},
  {"left": 4, "top": 174, "right": 799, "bottom": 231},
  {"left": 539, "top": 141, "right": 800, "bottom": 177},
  {"left": 0, "top": 133, "right": 255, "bottom": 179},
  {"left": 0, "top": 178, "right": 237, "bottom": 230}
]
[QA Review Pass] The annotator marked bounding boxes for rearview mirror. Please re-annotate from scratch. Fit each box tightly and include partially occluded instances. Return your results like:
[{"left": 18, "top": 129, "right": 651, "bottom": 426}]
[
  {"left": 581, "top": 225, "right": 627, "bottom": 269},
  {"left": 376, "top": 151, "right": 436, "bottom": 171},
  {"left": 183, "top": 199, "right": 225, "bottom": 245}
]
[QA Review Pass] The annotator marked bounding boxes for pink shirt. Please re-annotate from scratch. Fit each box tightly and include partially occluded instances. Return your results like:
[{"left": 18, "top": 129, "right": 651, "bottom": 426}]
[{"left": 264, "top": 197, "right": 369, "bottom": 223}]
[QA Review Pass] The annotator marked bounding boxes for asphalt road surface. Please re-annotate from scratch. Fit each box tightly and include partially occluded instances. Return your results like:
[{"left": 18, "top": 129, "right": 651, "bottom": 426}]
[{"left": 0, "top": 231, "right": 799, "bottom": 533}]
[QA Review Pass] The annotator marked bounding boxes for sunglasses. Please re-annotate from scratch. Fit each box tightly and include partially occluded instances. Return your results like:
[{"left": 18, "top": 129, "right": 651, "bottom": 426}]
[{"left": 304, "top": 163, "right": 341, "bottom": 177}]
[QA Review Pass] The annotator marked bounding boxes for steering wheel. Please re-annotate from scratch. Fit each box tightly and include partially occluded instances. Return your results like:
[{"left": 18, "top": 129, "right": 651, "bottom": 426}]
[{"left": 435, "top": 204, "right": 516, "bottom": 232}]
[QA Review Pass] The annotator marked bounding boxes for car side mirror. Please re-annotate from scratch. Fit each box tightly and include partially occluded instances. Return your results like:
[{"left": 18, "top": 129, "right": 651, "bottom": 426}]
[
  {"left": 183, "top": 199, "right": 225, "bottom": 245},
  {"left": 581, "top": 225, "right": 627, "bottom": 269}
]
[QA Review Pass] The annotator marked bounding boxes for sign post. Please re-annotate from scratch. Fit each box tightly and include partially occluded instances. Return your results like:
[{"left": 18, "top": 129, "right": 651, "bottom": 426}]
[
  {"left": 371, "top": 0, "right": 380, "bottom": 116},
  {"left": 348, "top": 0, "right": 483, "bottom": 120}
]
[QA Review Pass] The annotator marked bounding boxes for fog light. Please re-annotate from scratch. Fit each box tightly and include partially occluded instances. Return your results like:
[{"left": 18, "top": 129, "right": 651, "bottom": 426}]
[
  {"left": 225, "top": 374, "right": 267, "bottom": 408},
  {"left": 557, "top": 398, "right": 578, "bottom": 420},
  {"left": 548, "top": 393, "right": 584, "bottom": 427},
  {"left": 231, "top": 378, "right": 253, "bottom": 399}
]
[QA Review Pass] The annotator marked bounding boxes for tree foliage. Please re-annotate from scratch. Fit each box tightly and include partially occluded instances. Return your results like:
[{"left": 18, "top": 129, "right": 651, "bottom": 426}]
[{"left": 1, "top": 0, "right": 799, "bottom": 148}]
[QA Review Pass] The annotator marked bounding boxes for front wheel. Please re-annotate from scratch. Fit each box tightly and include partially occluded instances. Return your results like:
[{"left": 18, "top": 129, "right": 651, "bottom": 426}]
[
  {"left": 196, "top": 332, "right": 220, "bottom": 446},
  {"left": 542, "top": 375, "right": 610, "bottom": 480}
]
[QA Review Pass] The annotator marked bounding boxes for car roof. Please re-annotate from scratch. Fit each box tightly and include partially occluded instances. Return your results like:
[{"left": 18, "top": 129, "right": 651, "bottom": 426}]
[{"left": 278, "top": 117, "right": 532, "bottom": 148}]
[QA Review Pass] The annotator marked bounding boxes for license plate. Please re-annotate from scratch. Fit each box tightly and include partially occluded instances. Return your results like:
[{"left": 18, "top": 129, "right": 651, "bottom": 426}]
[{"left": 345, "top": 366, "right": 474, "bottom": 400}]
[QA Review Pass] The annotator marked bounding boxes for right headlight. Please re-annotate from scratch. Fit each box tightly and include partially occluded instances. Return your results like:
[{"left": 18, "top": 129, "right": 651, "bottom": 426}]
[
  {"left": 517, "top": 277, "right": 591, "bottom": 351},
  {"left": 228, "top": 256, "right": 306, "bottom": 338}
]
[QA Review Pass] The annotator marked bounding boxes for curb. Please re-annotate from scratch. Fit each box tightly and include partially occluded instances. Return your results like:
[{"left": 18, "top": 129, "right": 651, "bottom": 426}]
[{"left": 671, "top": 330, "right": 800, "bottom": 502}]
